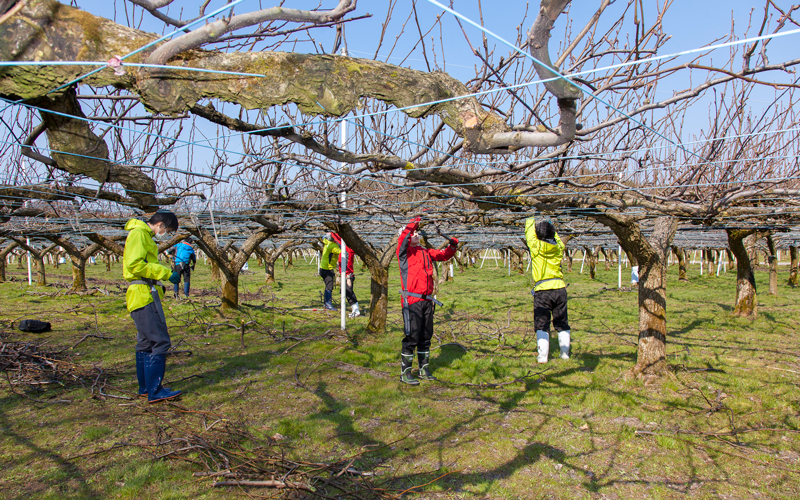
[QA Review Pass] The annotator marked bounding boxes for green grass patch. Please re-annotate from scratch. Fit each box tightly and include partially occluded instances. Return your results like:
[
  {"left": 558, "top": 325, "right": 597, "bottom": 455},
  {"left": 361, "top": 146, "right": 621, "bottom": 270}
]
[{"left": 1, "top": 256, "right": 799, "bottom": 498}]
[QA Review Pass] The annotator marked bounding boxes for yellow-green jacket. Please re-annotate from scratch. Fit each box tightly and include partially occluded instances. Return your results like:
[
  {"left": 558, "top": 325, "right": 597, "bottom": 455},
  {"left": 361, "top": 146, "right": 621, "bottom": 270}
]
[
  {"left": 318, "top": 240, "right": 341, "bottom": 271},
  {"left": 524, "top": 217, "right": 566, "bottom": 291},
  {"left": 123, "top": 218, "right": 171, "bottom": 312}
]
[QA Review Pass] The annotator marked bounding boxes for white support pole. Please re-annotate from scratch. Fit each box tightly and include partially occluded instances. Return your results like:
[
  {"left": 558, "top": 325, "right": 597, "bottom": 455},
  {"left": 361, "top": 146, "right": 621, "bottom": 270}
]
[
  {"left": 699, "top": 249, "right": 703, "bottom": 275},
  {"left": 340, "top": 111, "right": 348, "bottom": 331},
  {"left": 716, "top": 250, "right": 723, "bottom": 276},
  {"left": 525, "top": 253, "right": 531, "bottom": 272},
  {"left": 580, "top": 249, "right": 586, "bottom": 274},
  {"left": 480, "top": 249, "right": 488, "bottom": 268},
  {"left": 508, "top": 250, "right": 511, "bottom": 275},
  {"left": 26, "top": 238, "right": 32, "bottom": 286},
  {"left": 340, "top": 195, "right": 347, "bottom": 331},
  {"left": 618, "top": 244, "right": 622, "bottom": 289}
]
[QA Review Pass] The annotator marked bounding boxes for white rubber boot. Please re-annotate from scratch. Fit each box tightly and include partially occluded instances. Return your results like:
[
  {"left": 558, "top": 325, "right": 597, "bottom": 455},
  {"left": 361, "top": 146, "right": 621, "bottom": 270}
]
[
  {"left": 349, "top": 303, "right": 360, "bottom": 318},
  {"left": 558, "top": 330, "right": 571, "bottom": 360},
  {"left": 536, "top": 330, "right": 550, "bottom": 363}
]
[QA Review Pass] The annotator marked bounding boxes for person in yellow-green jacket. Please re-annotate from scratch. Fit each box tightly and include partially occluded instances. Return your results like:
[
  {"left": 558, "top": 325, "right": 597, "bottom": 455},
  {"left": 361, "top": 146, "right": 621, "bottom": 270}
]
[
  {"left": 318, "top": 233, "right": 341, "bottom": 310},
  {"left": 123, "top": 211, "right": 183, "bottom": 403},
  {"left": 525, "top": 216, "right": 571, "bottom": 363}
]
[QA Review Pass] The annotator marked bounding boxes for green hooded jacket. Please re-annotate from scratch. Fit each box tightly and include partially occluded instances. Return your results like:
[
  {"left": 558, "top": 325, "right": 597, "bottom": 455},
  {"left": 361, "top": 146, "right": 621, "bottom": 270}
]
[
  {"left": 524, "top": 217, "right": 566, "bottom": 291},
  {"left": 123, "top": 218, "right": 172, "bottom": 312},
  {"left": 318, "top": 239, "right": 341, "bottom": 271}
]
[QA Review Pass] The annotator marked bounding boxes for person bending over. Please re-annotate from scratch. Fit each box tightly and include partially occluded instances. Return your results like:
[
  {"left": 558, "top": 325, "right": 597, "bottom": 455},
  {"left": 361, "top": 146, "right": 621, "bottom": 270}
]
[
  {"left": 397, "top": 217, "right": 458, "bottom": 385},
  {"left": 525, "top": 216, "right": 571, "bottom": 363},
  {"left": 123, "top": 210, "right": 183, "bottom": 403}
]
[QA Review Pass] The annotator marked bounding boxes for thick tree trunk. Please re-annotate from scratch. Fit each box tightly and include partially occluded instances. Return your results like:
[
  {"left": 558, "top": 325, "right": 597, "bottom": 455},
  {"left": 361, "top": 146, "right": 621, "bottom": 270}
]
[
  {"left": 33, "top": 256, "right": 46, "bottom": 286},
  {"left": 788, "top": 246, "right": 798, "bottom": 288},
  {"left": 727, "top": 230, "right": 758, "bottom": 318},
  {"left": 70, "top": 258, "right": 87, "bottom": 291},
  {"left": 595, "top": 215, "right": 677, "bottom": 379},
  {"left": 566, "top": 248, "right": 574, "bottom": 273},
  {"left": 601, "top": 248, "right": 611, "bottom": 271},
  {"left": 0, "top": 242, "right": 18, "bottom": 282},
  {"left": 211, "top": 261, "right": 221, "bottom": 282},
  {"left": 671, "top": 246, "right": 688, "bottom": 281},
  {"left": 631, "top": 218, "right": 676, "bottom": 378},
  {"left": 221, "top": 273, "right": 239, "bottom": 311},
  {"left": 584, "top": 246, "right": 598, "bottom": 280},
  {"left": 705, "top": 249, "right": 716, "bottom": 276},
  {"left": 766, "top": 235, "right": 778, "bottom": 296},
  {"left": 264, "top": 260, "right": 276, "bottom": 283}
]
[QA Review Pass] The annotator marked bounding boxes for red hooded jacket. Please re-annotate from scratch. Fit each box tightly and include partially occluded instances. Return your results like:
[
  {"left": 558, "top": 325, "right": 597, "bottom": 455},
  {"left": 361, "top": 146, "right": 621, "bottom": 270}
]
[
  {"left": 330, "top": 232, "right": 355, "bottom": 274},
  {"left": 397, "top": 218, "right": 457, "bottom": 305}
]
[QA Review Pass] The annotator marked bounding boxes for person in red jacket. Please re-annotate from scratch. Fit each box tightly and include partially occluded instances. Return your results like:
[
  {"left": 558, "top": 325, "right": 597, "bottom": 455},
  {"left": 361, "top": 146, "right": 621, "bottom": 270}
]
[
  {"left": 397, "top": 217, "right": 458, "bottom": 385},
  {"left": 330, "top": 232, "right": 360, "bottom": 318}
]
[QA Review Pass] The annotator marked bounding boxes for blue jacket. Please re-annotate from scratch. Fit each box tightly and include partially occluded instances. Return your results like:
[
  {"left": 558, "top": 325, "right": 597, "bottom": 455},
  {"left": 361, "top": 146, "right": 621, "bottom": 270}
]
[{"left": 174, "top": 241, "right": 196, "bottom": 266}]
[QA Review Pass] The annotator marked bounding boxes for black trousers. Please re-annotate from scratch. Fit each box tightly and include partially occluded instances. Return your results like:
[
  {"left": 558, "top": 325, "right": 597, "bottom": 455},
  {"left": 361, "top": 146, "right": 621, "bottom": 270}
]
[
  {"left": 319, "top": 269, "right": 336, "bottom": 292},
  {"left": 533, "top": 287, "right": 570, "bottom": 332},
  {"left": 131, "top": 301, "right": 172, "bottom": 355},
  {"left": 174, "top": 262, "right": 191, "bottom": 282},
  {"left": 401, "top": 300, "right": 434, "bottom": 355},
  {"left": 344, "top": 273, "right": 358, "bottom": 305}
]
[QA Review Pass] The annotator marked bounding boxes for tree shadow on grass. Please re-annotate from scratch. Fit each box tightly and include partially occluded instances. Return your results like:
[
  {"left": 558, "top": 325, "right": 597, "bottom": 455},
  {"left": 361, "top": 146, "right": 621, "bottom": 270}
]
[{"left": 0, "top": 398, "right": 100, "bottom": 499}]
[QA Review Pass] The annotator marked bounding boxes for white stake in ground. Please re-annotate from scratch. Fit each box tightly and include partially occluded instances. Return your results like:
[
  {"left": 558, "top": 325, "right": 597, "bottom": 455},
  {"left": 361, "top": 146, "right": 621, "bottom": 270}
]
[{"left": 26, "top": 237, "right": 32, "bottom": 286}]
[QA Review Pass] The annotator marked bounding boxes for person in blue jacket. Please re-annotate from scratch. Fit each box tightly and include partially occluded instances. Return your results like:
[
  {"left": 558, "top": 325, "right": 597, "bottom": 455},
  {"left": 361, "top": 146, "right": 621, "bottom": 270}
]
[{"left": 171, "top": 237, "right": 197, "bottom": 299}]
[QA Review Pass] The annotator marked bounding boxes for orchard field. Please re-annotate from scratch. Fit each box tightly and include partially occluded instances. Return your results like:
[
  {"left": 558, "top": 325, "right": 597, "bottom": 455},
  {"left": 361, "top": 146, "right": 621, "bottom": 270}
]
[{"left": 1, "top": 256, "right": 798, "bottom": 499}]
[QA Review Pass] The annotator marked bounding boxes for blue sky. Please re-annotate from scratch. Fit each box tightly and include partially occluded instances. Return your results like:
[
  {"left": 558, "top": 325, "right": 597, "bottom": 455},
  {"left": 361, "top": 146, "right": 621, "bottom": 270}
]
[{"left": 33, "top": 0, "right": 800, "bottom": 203}]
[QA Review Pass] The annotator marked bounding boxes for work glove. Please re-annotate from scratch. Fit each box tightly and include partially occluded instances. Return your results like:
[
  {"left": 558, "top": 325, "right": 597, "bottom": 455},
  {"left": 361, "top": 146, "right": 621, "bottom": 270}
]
[
  {"left": 168, "top": 271, "right": 181, "bottom": 285},
  {"left": 191, "top": 264, "right": 195, "bottom": 271},
  {"left": 449, "top": 237, "right": 459, "bottom": 247}
]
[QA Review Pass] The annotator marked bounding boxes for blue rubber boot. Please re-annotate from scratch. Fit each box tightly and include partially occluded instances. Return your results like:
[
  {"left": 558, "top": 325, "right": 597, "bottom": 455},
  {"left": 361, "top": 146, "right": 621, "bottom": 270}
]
[
  {"left": 145, "top": 353, "right": 182, "bottom": 403},
  {"left": 183, "top": 280, "right": 190, "bottom": 298},
  {"left": 135, "top": 350, "right": 149, "bottom": 397},
  {"left": 324, "top": 290, "right": 335, "bottom": 310}
]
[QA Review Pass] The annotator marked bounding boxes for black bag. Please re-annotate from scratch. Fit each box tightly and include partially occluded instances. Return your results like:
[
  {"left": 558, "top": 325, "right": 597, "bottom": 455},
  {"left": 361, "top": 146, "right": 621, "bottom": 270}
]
[{"left": 18, "top": 319, "right": 52, "bottom": 333}]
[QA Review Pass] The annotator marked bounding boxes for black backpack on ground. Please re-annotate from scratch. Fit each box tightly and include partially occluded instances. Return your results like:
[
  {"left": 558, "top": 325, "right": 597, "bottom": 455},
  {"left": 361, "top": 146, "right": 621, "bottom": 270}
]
[{"left": 18, "top": 319, "right": 52, "bottom": 333}]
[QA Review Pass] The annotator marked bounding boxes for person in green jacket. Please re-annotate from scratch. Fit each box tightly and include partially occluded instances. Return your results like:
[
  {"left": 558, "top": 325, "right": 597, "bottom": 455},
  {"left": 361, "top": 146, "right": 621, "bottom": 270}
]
[
  {"left": 318, "top": 234, "right": 341, "bottom": 310},
  {"left": 123, "top": 211, "right": 183, "bottom": 403},
  {"left": 525, "top": 216, "right": 571, "bottom": 363}
]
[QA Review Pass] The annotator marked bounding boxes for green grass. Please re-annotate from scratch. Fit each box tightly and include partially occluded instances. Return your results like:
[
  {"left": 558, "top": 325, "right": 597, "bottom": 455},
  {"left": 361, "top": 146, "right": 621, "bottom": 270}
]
[{"left": 1, "top": 255, "right": 799, "bottom": 499}]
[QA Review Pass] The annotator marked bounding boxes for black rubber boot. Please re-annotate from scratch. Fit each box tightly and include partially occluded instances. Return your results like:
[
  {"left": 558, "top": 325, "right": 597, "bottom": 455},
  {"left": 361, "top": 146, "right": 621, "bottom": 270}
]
[
  {"left": 417, "top": 351, "right": 436, "bottom": 381},
  {"left": 400, "top": 352, "right": 419, "bottom": 385}
]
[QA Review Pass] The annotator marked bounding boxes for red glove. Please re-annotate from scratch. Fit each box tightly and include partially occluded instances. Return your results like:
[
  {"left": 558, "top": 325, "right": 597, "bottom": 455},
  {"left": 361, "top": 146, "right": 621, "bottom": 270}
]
[
  {"left": 449, "top": 237, "right": 459, "bottom": 246},
  {"left": 410, "top": 216, "right": 421, "bottom": 224}
]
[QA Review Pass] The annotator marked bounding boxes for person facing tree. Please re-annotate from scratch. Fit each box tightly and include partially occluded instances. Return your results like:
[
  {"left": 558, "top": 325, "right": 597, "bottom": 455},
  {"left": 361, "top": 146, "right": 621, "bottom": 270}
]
[
  {"left": 123, "top": 210, "right": 183, "bottom": 403},
  {"left": 397, "top": 217, "right": 458, "bottom": 385},
  {"left": 330, "top": 232, "right": 360, "bottom": 318},
  {"left": 171, "top": 237, "right": 196, "bottom": 299},
  {"left": 525, "top": 216, "right": 571, "bottom": 363},
  {"left": 318, "top": 234, "right": 341, "bottom": 310}
]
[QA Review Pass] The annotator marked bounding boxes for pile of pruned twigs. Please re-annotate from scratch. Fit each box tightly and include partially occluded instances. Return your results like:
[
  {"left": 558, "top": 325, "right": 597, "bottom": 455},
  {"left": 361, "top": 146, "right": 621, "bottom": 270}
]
[
  {"left": 0, "top": 340, "right": 88, "bottom": 387},
  {"left": 151, "top": 412, "right": 414, "bottom": 499},
  {"left": 0, "top": 340, "right": 124, "bottom": 401}
]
